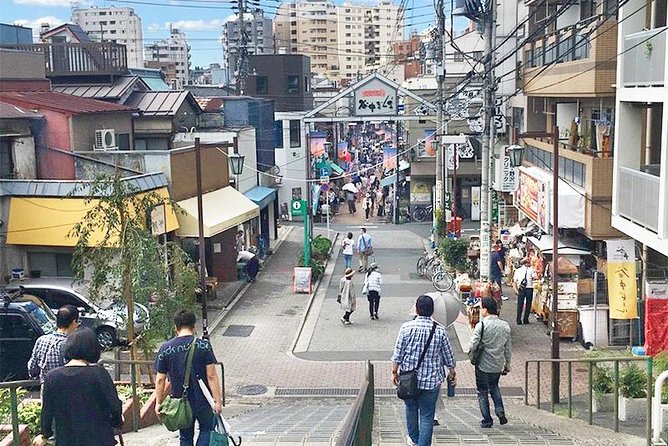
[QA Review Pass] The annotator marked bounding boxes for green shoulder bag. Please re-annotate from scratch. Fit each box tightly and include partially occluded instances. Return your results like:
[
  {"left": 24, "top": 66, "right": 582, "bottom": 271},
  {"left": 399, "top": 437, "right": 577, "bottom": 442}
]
[{"left": 159, "top": 338, "right": 197, "bottom": 431}]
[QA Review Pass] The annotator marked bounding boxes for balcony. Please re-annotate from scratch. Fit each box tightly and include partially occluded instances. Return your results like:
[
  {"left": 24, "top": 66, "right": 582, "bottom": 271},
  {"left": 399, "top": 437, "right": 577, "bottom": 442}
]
[
  {"left": 0, "top": 42, "right": 128, "bottom": 77},
  {"left": 521, "top": 16, "right": 617, "bottom": 97},
  {"left": 621, "top": 27, "right": 667, "bottom": 87},
  {"left": 617, "top": 167, "right": 660, "bottom": 232}
]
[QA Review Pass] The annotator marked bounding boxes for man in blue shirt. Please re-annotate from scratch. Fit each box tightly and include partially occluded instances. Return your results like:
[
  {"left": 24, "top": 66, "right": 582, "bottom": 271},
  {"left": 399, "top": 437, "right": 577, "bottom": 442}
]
[
  {"left": 391, "top": 295, "right": 456, "bottom": 446},
  {"left": 490, "top": 243, "right": 505, "bottom": 291}
]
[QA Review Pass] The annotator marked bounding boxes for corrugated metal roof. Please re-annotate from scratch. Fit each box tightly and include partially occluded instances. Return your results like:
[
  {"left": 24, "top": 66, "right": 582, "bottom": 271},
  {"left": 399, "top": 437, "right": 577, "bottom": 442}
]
[
  {"left": 0, "top": 101, "right": 42, "bottom": 119},
  {"left": 0, "top": 91, "right": 135, "bottom": 115},
  {"left": 52, "top": 76, "right": 148, "bottom": 101},
  {"left": 40, "top": 24, "right": 93, "bottom": 43},
  {"left": 0, "top": 173, "right": 168, "bottom": 197},
  {"left": 125, "top": 91, "right": 200, "bottom": 116}
]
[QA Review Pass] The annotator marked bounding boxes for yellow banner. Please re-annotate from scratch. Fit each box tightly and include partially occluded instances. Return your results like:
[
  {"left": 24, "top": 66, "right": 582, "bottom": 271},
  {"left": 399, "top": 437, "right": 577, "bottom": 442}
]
[{"left": 606, "top": 240, "right": 638, "bottom": 319}]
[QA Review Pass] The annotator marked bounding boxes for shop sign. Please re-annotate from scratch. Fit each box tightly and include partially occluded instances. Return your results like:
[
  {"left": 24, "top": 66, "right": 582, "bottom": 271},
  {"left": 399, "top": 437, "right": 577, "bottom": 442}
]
[
  {"left": 494, "top": 155, "right": 517, "bottom": 192},
  {"left": 353, "top": 78, "right": 397, "bottom": 116},
  {"left": 291, "top": 199, "right": 306, "bottom": 217},
  {"left": 471, "top": 186, "right": 481, "bottom": 221},
  {"left": 606, "top": 239, "right": 638, "bottom": 320},
  {"left": 309, "top": 132, "right": 327, "bottom": 157},
  {"left": 514, "top": 168, "right": 549, "bottom": 232},
  {"left": 150, "top": 203, "right": 166, "bottom": 236},
  {"left": 410, "top": 179, "right": 432, "bottom": 203},
  {"left": 293, "top": 267, "right": 312, "bottom": 294}
]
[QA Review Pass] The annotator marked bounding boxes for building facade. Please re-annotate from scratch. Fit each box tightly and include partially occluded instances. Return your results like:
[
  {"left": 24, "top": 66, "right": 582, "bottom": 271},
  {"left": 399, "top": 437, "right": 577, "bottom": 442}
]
[
  {"left": 222, "top": 10, "right": 274, "bottom": 87},
  {"left": 245, "top": 54, "right": 314, "bottom": 112},
  {"left": 71, "top": 6, "right": 144, "bottom": 68},
  {"left": 145, "top": 27, "right": 191, "bottom": 89}
]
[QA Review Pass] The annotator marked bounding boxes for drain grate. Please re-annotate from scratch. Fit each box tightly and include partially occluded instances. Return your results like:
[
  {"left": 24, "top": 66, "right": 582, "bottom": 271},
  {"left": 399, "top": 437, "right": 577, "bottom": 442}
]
[
  {"left": 222, "top": 324, "right": 255, "bottom": 337},
  {"left": 274, "top": 387, "right": 524, "bottom": 397},
  {"left": 238, "top": 385, "right": 268, "bottom": 396}
]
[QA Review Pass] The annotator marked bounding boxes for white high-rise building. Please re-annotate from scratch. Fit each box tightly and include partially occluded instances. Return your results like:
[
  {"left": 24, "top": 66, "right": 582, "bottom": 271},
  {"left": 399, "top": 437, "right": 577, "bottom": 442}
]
[
  {"left": 222, "top": 10, "right": 274, "bottom": 87},
  {"left": 71, "top": 6, "right": 144, "bottom": 68},
  {"left": 145, "top": 27, "right": 191, "bottom": 89}
]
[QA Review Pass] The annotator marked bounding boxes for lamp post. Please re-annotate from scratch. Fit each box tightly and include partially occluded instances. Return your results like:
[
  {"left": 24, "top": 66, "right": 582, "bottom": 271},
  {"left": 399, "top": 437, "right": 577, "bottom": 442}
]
[
  {"left": 507, "top": 144, "right": 525, "bottom": 168},
  {"left": 228, "top": 148, "right": 245, "bottom": 188}
]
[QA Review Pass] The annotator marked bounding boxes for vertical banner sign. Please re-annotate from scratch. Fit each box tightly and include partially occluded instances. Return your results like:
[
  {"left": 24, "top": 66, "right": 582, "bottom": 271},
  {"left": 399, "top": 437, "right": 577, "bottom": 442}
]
[
  {"left": 383, "top": 147, "right": 397, "bottom": 169},
  {"left": 309, "top": 132, "right": 327, "bottom": 157},
  {"left": 606, "top": 239, "right": 638, "bottom": 319},
  {"left": 471, "top": 186, "right": 481, "bottom": 221},
  {"left": 418, "top": 130, "right": 437, "bottom": 157},
  {"left": 644, "top": 281, "right": 668, "bottom": 355},
  {"left": 514, "top": 168, "right": 550, "bottom": 233},
  {"left": 446, "top": 145, "right": 459, "bottom": 170}
]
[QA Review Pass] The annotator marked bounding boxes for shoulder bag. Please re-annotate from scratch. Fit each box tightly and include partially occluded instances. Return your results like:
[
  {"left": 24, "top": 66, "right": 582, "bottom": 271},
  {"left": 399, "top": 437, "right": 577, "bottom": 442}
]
[
  {"left": 362, "top": 235, "right": 373, "bottom": 256},
  {"left": 159, "top": 339, "right": 197, "bottom": 431},
  {"left": 468, "top": 321, "right": 485, "bottom": 366},
  {"left": 397, "top": 322, "right": 437, "bottom": 400},
  {"left": 517, "top": 268, "right": 528, "bottom": 293}
]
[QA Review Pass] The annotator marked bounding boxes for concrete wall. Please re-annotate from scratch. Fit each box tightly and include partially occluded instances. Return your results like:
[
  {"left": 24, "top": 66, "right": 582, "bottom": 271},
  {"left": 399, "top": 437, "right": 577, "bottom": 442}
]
[
  {"left": 38, "top": 110, "right": 74, "bottom": 180},
  {"left": 70, "top": 113, "right": 134, "bottom": 152},
  {"left": 0, "top": 50, "right": 46, "bottom": 80},
  {"left": 13, "top": 137, "right": 36, "bottom": 179},
  {"left": 170, "top": 145, "right": 230, "bottom": 201},
  {"left": 246, "top": 54, "right": 314, "bottom": 112}
]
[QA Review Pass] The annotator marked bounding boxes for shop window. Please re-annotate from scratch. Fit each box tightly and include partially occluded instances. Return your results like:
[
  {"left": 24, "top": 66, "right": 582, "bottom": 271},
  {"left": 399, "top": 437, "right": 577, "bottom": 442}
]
[
  {"left": 289, "top": 120, "right": 301, "bottom": 148},
  {"left": 287, "top": 75, "right": 300, "bottom": 94},
  {"left": 274, "top": 120, "right": 284, "bottom": 148},
  {"left": 0, "top": 140, "right": 14, "bottom": 179},
  {"left": 256, "top": 75, "right": 268, "bottom": 94}
]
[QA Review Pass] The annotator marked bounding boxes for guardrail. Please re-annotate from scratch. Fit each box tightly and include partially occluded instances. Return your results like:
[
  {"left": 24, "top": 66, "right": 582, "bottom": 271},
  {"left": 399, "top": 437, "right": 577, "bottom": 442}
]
[
  {"left": 525, "top": 356, "right": 653, "bottom": 446},
  {"left": 653, "top": 370, "right": 668, "bottom": 444},
  {"left": 335, "top": 361, "right": 374, "bottom": 446},
  {"left": 0, "top": 379, "right": 40, "bottom": 446}
]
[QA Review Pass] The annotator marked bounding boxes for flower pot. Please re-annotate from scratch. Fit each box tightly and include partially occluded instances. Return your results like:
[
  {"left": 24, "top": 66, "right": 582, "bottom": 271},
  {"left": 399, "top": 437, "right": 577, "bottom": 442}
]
[
  {"left": 618, "top": 395, "right": 647, "bottom": 421},
  {"left": 592, "top": 393, "right": 614, "bottom": 413}
]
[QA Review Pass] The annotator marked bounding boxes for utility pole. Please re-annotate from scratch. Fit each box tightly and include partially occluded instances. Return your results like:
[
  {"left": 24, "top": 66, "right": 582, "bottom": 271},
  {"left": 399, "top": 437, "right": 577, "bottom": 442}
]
[
  {"left": 434, "top": 0, "right": 446, "bottom": 241},
  {"left": 479, "top": 0, "right": 496, "bottom": 280},
  {"left": 236, "top": 0, "right": 248, "bottom": 95},
  {"left": 551, "top": 125, "right": 561, "bottom": 404},
  {"left": 194, "top": 138, "right": 209, "bottom": 339}
]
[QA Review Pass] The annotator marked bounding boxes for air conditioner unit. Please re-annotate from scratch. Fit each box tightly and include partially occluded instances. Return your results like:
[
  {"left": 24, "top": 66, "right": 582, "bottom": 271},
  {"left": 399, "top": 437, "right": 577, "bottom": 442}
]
[{"left": 94, "top": 129, "right": 117, "bottom": 151}]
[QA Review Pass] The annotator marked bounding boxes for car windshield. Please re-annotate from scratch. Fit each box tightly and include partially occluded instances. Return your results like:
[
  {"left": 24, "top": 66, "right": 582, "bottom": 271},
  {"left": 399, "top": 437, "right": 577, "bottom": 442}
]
[{"left": 28, "top": 304, "right": 57, "bottom": 334}]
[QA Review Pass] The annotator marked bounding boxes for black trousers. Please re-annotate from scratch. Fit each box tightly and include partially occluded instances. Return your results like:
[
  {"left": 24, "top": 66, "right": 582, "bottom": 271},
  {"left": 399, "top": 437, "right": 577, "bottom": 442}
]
[
  {"left": 367, "top": 290, "right": 380, "bottom": 316},
  {"left": 516, "top": 288, "right": 534, "bottom": 323}
]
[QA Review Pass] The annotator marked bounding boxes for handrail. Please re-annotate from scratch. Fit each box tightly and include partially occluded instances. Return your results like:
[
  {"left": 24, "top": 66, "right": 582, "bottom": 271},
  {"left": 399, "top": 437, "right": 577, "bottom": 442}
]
[
  {"left": 525, "top": 356, "right": 653, "bottom": 446},
  {"left": 653, "top": 370, "right": 668, "bottom": 443},
  {"left": 335, "top": 361, "right": 374, "bottom": 446},
  {"left": 0, "top": 379, "right": 40, "bottom": 446}
]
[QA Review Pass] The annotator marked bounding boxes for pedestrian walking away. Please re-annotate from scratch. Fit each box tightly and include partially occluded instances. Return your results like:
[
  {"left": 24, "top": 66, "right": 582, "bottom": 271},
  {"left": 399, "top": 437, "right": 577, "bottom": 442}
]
[
  {"left": 345, "top": 190, "right": 356, "bottom": 214},
  {"left": 363, "top": 193, "right": 373, "bottom": 221},
  {"left": 338, "top": 268, "right": 357, "bottom": 325},
  {"left": 154, "top": 310, "right": 223, "bottom": 446},
  {"left": 340, "top": 232, "right": 355, "bottom": 270},
  {"left": 28, "top": 305, "right": 80, "bottom": 385},
  {"left": 364, "top": 262, "right": 383, "bottom": 320},
  {"left": 391, "top": 295, "right": 456, "bottom": 446},
  {"left": 32, "top": 327, "right": 123, "bottom": 446},
  {"left": 513, "top": 257, "right": 537, "bottom": 325},
  {"left": 490, "top": 244, "right": 505, "bottom": 298},
  {"left": 357, "top": 227, "right": 374, "bottom": 271},
  {"left": 467, "top": 297, "right": 512, "bottom": 428}
]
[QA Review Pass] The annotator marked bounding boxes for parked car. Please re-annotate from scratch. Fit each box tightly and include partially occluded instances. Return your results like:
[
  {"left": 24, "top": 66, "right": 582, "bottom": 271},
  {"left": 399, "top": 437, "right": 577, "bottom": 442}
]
[
  {"left": 15, "top": 279, "right": 150, "bottom": 350},
  {"left": 0, "top": 290, "right": 57, "bottom": 381}
]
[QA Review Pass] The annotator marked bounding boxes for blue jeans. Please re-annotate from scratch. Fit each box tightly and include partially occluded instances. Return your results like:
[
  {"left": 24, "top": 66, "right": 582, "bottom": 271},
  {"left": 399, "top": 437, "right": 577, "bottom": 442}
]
[
  {"left": 475, "top": 368, "right": 505, "bottom": 426},
  {"left": 343, "top": 254, "right": 353, "bottom": 269},
  {"left": 179, "top": 403, "right": 215, "bottom": 446},
  {"left": 404, "top": 386, "right": 440, "bottom": 446}
]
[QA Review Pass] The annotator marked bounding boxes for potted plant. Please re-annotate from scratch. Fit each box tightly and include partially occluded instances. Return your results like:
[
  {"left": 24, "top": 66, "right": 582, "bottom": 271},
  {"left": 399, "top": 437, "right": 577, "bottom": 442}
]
[
  {"left": 439, "top": 237, "right": 468, "bottom": 273},
  {"left": 618, "top": 363, "right": 648, "bottom": 421},
  {"left": 592, "top": 364, "right": 615, "bottom": 413}
]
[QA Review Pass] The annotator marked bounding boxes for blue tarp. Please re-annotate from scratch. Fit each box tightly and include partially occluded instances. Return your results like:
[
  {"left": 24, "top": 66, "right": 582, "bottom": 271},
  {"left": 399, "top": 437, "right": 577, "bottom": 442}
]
[{"left": 244, "top": 186, "right": 277, "bottom": 209}]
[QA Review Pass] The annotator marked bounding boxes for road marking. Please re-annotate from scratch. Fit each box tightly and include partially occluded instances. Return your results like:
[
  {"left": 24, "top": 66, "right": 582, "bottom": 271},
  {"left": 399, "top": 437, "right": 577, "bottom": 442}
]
[{"left": 345, "top": 225, "right": 379, "bottom": 229}]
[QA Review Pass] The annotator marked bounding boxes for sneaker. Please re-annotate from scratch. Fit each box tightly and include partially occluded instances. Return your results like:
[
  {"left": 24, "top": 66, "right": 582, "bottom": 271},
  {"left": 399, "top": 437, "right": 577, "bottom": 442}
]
[
  {"left": 344, "top": 320, "right": 353, "bottom": 325},
  {"left": 374, "top": 313, "right": 379, "bottom": 320},
  {"left": 480, "top": 421, "right": 493, "bottom": 428},
  {"left": 433, "top": 418, "right": 440, "bottom": 426},
  {"left": 501, "top": 295, "right": 509, "bottom": 301},
  {"left": 406, "top": 439, "right": 417, "bottom": 446},
  {"left": 341, "top": 317, "right": 346, "bottom": 325},
  {"left": 499, "top": 415, "right": 508, "bottom": 425}
]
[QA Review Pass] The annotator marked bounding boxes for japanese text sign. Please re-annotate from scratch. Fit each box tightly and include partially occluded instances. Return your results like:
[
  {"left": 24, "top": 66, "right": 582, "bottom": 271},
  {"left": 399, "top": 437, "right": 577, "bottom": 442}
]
[
  {"left": 353, "top": 78, "right": 397, "bottom": 116},
  {"left": 606, "top": 239, "right": 638, "bottom": 320}
]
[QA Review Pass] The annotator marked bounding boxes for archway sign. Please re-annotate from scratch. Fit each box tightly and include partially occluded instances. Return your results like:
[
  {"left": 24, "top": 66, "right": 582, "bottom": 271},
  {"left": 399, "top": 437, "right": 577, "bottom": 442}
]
[{"left": 303, "top": 72, "right": 437, "bottom": 123}]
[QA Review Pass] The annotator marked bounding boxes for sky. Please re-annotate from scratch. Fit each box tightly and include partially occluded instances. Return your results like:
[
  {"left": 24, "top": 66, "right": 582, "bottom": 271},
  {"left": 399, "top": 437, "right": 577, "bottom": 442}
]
[{"left": 0, "top": 0, "right": 444, "bottom": 67}]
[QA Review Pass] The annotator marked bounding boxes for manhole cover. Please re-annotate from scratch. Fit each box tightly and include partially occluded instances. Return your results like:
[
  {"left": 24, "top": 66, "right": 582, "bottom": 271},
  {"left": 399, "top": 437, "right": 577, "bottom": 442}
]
[
  {"left": 238, "top": 385, "right": 268, "bottom": 396},
  {"left": 222, "top": 324, "right": 255, "bottom": 337}
]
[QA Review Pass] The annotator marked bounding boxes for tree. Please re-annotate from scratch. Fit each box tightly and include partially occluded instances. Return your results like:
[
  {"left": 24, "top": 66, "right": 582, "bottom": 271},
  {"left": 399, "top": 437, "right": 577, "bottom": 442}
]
[{"left": 69, "top": 174, "right": 198, "bottom": 359}]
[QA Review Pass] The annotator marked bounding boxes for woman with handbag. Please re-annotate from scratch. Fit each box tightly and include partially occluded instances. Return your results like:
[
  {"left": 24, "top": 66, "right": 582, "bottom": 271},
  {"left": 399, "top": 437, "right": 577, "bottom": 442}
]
[
  {"left": 364, "top": 263, "right": 383, "bottom": 320},
  {"left": 33, "top": 327, "right": 123, "bottom": 446},
  {"left": 338, "top": 268, "right": 357, "bottom": 325}
]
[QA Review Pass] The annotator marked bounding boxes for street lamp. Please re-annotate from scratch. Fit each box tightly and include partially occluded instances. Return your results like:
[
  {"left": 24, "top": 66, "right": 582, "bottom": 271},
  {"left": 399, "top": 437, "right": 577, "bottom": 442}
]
[
  {"left": 507, "top": 144, "right": 525, "bottom": 168},
  {"left": 229, "top": 150, "right": 245, "bottom": 191}
]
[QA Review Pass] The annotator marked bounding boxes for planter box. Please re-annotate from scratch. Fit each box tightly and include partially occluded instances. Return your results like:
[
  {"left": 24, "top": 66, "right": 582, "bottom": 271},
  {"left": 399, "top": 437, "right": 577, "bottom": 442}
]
[
  {"left": 0, "top": 425, "right": 30, "bottom": 446},
  {"left": 618, "top": 395, "right": 648, "bottom": 421},
  {"left": 120, "top": 382, "right": 169, "bottom": 433},
  {"left": 592, "top": 393, "right": 615, "bottom": 413}
]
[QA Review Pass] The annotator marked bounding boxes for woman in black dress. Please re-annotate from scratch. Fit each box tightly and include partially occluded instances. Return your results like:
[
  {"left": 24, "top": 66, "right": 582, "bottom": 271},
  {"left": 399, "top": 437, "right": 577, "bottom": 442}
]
[{"left": 33, "top": 327, "right": 123, "bottom": 446}]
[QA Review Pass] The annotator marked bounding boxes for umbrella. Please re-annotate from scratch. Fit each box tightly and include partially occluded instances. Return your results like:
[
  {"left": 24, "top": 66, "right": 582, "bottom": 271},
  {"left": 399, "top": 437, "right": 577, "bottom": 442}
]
[
  {"left": 342, "top": 183, "right": 359, "bottom": 193},
  {"left": 410, "top": 291, "right": 464, "bottom": 327}
]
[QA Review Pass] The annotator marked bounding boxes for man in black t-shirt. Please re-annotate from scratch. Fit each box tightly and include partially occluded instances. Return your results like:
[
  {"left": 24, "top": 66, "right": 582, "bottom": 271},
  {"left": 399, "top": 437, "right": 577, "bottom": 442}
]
[{"left": 155, "top": 310, "right": 222, "bottom": 446}]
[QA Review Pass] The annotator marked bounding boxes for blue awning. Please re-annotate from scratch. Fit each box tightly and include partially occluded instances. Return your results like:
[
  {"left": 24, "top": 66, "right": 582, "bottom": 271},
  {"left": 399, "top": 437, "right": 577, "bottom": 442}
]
[
  {"left": 244, "top": 186, "right": 277, "bottom": 209},
  {"left": 380, "top": 174, "right": 396, "bottom": 187}
]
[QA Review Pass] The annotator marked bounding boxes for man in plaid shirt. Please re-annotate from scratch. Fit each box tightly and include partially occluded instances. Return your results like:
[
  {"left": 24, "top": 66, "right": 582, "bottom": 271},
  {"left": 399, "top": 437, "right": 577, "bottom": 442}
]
[
  {"left": 391, "top": 295, "right": 456, "bottom": 446},
  {"left": 28, "top": 305, "right": 79, "bottom": 383}
]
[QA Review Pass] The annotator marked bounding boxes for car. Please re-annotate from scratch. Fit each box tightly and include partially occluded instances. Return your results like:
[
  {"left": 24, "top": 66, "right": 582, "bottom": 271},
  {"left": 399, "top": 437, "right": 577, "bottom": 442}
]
[
  {"left": 0, "top": 290, "right": 57, "bottom": 382},
  {"left": 15, "top": 279, "right": 150, "bottom": 350}
]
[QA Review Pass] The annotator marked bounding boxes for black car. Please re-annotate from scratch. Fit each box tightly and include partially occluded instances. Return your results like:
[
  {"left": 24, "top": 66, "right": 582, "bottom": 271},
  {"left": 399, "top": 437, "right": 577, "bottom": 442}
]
[{"left": 0, "top": 293, "right": 57, "bottom": 382}]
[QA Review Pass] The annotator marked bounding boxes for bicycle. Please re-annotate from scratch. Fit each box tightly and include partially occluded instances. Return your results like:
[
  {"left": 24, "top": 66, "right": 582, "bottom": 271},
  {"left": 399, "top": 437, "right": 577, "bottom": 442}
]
[
  {"left": 411, "top": 204, "right": 433, "bottom": 222},
  {"left": 416, "top": 249, "right": 440, "bottom": 277},
  {"left": 432, "top": 268, "right": 455, "bottom": 292}
]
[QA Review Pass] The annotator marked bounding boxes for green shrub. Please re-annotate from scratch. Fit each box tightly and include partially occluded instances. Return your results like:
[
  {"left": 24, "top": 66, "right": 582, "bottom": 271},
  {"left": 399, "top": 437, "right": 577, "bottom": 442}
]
[
  {"left": 297, "top": 254, "right": 325, "bottom": 282},
  {"left": 620, "top": 363, "right": 647, "bottom": 399},
  {"left": 311, "top": 235, "right": 332, "bottom": 262},
  {"left": 434, "top": 209, "right": 447, "bottom": 238},
  {"left": 653, "top": 351, "right": 668, "bottom": 403},
  {"left": 438, "top": 237, "right": 468, "bottom": 271},
  {"left": 592, "top": 365, "right": 614, "bottom": 394},
  {"left": 18, "top": 401, "right": 41, "bottom": 437}
]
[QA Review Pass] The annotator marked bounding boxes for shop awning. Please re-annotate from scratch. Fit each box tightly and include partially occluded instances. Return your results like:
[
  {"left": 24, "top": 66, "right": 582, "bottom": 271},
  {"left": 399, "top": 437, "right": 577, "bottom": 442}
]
[
  {"left": 177, "top": 186, "right": 259, "bottom": 238},
  {"left": 527, "top": 235, "right": 591, "bottom": 256},
  {"left": 6, "top": 187, "right": 179, "bottom": 247},
  {"left": 380, "top": 174, "right": 396, "bottom": 187},
  {"left": 329, "top": 162, "right": 345, "bottom": 176},
  {"left": 244, "top": 186, "right": 277, "bottom": 209}
]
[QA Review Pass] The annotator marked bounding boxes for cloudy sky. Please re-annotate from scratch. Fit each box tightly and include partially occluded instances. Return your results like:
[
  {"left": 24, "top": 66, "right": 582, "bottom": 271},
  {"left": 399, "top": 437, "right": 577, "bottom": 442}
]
[{"left": 1, "top": 0, "right": 440, "bottom": 67}]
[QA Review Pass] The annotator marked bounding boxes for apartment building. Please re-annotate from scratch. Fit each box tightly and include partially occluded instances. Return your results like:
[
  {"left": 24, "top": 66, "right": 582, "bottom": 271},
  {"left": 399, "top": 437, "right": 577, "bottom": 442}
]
[
  {"left": 222, "top": 10, "right": 274, "bottom": 87},
  {"left": 145, "top": 27, "right": 191, "bottom": 89},
  {"left": 71, "top": 6, "right": 144, "bottom": 68},
  {"left": 393, "top": 33, "right": 421, "bottom": 80},
  {"left": 274, "top": 0, "right": 402, "bottom": 82},
  {"left": 613, "top": 0, "right": 668, "bottom": 267}
]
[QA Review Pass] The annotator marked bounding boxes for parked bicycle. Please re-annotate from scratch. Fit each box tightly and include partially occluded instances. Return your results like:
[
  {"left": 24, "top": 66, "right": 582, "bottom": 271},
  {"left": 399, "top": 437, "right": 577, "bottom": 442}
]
[
  {"left": 432, "top": 267, "right": 454, "bottom": 292},
  {"left": 416, "top": 249, "right": 440, "bottom": 277},
  {"left": 411, "top": 204, "right": 433, "bottom": 222}
]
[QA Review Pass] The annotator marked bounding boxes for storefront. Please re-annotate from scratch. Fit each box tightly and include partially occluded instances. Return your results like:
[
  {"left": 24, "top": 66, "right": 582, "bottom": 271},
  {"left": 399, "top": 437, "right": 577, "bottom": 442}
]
[{"left": 244, "top": 186, "right": 279, "bottom": 245}]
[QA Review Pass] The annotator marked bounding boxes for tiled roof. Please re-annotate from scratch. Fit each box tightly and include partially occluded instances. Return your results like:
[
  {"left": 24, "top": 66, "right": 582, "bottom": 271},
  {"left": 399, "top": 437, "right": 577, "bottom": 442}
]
[
  {"left": 52, "top": 76, "right": 148, "bottom": 101},
  {"left": 0, "top": 101, "right": 42, "bottom": 120},
  {"left": 0, "top": 173, "right": 169, "bottom": 197},
  {"left": 0, "top": 91, "right": 135, "bottom": 115},
  {"left": 125, "top": 91, "right": 200, "bottom": 116}
]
